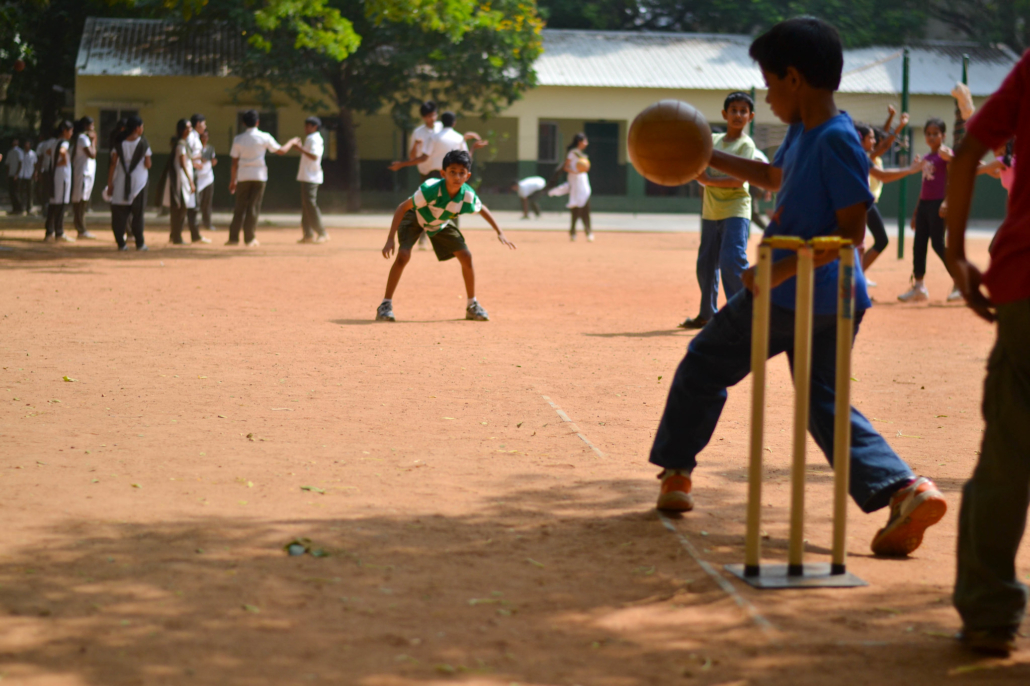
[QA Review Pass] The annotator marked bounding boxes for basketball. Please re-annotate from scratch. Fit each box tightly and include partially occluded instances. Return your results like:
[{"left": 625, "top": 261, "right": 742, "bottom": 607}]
[
  {"left": 576, "top": 157, "right": 591, "bottom": 173},
  {"left": 628, "top": 100, "right": 713, "bottom": 186}
]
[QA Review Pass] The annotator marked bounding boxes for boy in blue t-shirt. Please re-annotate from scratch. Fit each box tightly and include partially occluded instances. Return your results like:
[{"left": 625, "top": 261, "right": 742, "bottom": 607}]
[{"left": 651, "top": 17, "right": 946, "bottom": 558}]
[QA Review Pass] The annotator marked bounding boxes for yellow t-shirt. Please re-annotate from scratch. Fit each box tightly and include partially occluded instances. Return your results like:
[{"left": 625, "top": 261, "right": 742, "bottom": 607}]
[
  {"left": 869, "top": 156, "right": 884, "bottom": 203},
  {"left": 702, "top": 132, "right": 756, "bottom": 220}
]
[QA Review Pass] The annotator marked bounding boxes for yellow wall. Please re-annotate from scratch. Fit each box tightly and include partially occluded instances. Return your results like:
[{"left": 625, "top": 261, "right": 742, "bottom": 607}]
[{"left": 77, "top": 74, "right": 985, "bottom": 163}]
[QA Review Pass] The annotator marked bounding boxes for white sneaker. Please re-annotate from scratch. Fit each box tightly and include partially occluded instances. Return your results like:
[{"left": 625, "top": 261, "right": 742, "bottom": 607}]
[
  {"left": 193, "top": 236, "right": 212, "bottom": 244},
  {"left": 245, "top": 238, "right": 260, "bottom": 248},
  {"left": 897, "top": 282, "right": 929, "bottom": 303},
  {"left": 947, "top": 287, "right": 964, "bottom": 302},
  {"left": 866, "top": 279, "right": 877, "bottom": 288},
  {"left": 57, "top": 234, "right": 76, "bottom": 243},
  {"left": 586, "top": 233, "right": 595, "bottom": 242}
]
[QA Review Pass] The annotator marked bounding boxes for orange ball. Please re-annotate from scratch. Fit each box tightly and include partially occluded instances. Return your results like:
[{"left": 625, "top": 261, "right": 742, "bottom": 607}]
[
  {"left": 576, "top": 158, "right": 591, "bottom": 173},
  {"left": 628, "top": 100, "right": 713, "bottom": 186}
]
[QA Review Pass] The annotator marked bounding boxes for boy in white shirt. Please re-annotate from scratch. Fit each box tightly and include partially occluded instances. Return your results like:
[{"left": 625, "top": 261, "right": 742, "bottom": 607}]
[
  {"left": 513, "top": 175, "right": 546, "bottom": 219},
  {"left": 196, "top": 130, "right": 217, "bottom": 232},
  {"left": 71, "top": 116, "right": 98, "bottom": 239},
  {"left": 17, "top": 140, "right": 36, "bottom": 215},
  {"left": 227, "top": 109, "right": 300, "bottom": 247},
  {"left": 296, "top": 116, "right": 328, "bottom": 243},
  {"left": 187, "top": 114, "right": 211, "bottom": 230},
  {"left": 103, "top": 115, "right": 152, "bottom": 251}
]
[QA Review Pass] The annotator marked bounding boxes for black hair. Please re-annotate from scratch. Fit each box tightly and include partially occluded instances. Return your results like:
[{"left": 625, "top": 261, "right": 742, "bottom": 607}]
[
  {"left": 241, "top": 109, "right": 259, "bottom": 128},
  {"left": 190, "top": 113, "right": 205, "bottom": 127},
  {"left": 122, "top": 115, "right": 144, "bottom": 144},
  {"left": 442, "top": 149, "right": 472, "bottom": 171},
  {"left": 854, "top": 123, "right": 872, "bottom": 139},
  {"left": 176, "top": 118, "right": 190, "bottom": 138},
  {"left": 749, "top": 16, "right": 843, "bottom": 91},
  {"left": 305, "top": 116, "right": 321, "bottom": 130},
  {"left": 724, "top": 91, "right": 755, "bottom": 113},
  {"left": 22, "top": 139, "right": 31, "bottom": 148},
  {"left": 419, "top": 101, "right": 437, "bottom": 117},
  {"left": 924, "top": 117, "right": 947, "bottom": 136},
  {"left": 57, "top": 120, "right": 73, "bottom": 133},
  {"left": 1003, "top": 139, "right": 1015, "bottom": 168},
  {"left": 109, "top": 117, "right": 127, "bottom": 149},
  {"left": 440, "top": 111, "right": 457, "bottom": 128},
  {"left": 566, "top": 132, "right": 586, "bottom": 152}
]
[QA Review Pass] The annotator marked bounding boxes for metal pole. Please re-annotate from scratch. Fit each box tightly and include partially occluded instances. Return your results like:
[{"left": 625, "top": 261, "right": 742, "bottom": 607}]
[
  {"left": 831, "top": 244, "right": 855, "bottom": 575},
  {"left": 788, "top": 245, "right": 815, "bottom": 577},
  {"left": 744, "top": 243, "right": 773, "bottom": 577},
  {"left": 897, "top": 48, "right": 910, "bottom": 260},
  {"left": 749, "top": 86, "right": 756, "bottom": 137}
]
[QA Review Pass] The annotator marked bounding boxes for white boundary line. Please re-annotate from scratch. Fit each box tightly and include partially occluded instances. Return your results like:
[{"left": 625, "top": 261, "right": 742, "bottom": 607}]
[
  {"left": 657, "top": 512, "right": 776, "bottom": 634},
  {"left": 541, "top": 395, "right": 605, "bottom": 458}
]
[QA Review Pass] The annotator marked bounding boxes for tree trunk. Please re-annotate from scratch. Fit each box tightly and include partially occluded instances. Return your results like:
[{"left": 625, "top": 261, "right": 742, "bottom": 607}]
[{"left": 338, "top": 105, "right": 361, "bottom": 213}]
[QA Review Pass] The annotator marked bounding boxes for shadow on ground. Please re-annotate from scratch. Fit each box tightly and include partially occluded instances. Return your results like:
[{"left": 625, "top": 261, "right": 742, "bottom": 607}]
[{"left": 1, "top": 478, "right": 1024, "bottom": 686}]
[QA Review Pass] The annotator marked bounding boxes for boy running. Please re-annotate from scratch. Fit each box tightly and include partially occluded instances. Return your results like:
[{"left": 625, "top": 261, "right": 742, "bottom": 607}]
[
  {"left": 946, "top": 49, "right": 1030, "bottom": 658},
  {"left": 650, "top": 17, "right": 946, "bottom": 558},
  {"left": 377, "top": 150, "right": 515, "bottom": 322},
  {"left": 680, "top": 91, "right": 757, "bottom": 330}
]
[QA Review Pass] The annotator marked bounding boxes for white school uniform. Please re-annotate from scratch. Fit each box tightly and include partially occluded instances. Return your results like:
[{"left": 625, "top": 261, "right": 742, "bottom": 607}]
[
  {"left": 411, "top": 121, "right": 442, "bottom": 176},
  {"left": 196, "top": 144, "right": 215, "bottom": 193},
  {"left": 18, "top": 150, "right": 37, "bottom": 179},
  {"left": 37, "top": 139, "right": 56, "bottom": 173},
  {"left": 296, "top": 132, "right": 324, "bottom": 184},
  {"left": 5, "top": 146, "right": 22, "bottom": 178},
  {"left": 563, "top": 149, "right": 591, "bottom": 209},
  {"left": 517, "top": 176, "right": 546, "bottom": 198},
  {"left": 110, "top": 138, "right": 152, "bottom": 206},
  {"left": 423, "top": 127, "right": 468, "bottom": 173},
  {"left": 71, "top": 133, "right": 97, "bottom": 203},
  {"left": 173, "top": 138, "right": 196, "bottom": 208},
  {"left": 50, "top": 140, "right": 72, "bottom": 204},
  {"left": 230, "top": 127, "right": 281, "bottom": 182}
]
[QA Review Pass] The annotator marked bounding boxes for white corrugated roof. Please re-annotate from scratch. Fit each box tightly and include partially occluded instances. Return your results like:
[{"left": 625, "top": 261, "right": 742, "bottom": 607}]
[
  {"left": 537, "top": 30, "right": 1019, "bottom": 96},
  {"left": 76, "top": 19, "right": 1019, "bottom": 98}
]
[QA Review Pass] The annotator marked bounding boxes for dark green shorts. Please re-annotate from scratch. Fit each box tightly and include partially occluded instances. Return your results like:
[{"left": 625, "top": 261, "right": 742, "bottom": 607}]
[{"left": 397, "top": 208, "right": 467, "bottom": 262}]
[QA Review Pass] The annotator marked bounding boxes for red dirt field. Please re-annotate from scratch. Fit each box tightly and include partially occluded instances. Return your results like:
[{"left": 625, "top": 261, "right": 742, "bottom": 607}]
[{"left": 0, "top": 221, "right": 1025, "bottom": 686}]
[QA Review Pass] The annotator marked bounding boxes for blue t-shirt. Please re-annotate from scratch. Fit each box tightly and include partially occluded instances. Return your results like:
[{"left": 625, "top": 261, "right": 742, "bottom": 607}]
[{"left": 767, "top": 112, "right": 873, "bottom": 315}]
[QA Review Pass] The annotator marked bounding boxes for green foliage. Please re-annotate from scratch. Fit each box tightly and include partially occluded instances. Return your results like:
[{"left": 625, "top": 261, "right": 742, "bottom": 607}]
[
  {"left": 933, "top": 0, "right": 1030, "bottom": 52},
  {"left": 539, "top": 0, "right": 929, "bottom": 47}
]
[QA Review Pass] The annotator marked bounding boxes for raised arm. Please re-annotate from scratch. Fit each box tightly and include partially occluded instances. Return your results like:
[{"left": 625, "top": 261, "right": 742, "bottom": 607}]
[
  {"left": 707, "top": 150, "right": 783, "bottom": 191},
  {"left": 946, "top": 132, "right": 995, "bottom": 322}
]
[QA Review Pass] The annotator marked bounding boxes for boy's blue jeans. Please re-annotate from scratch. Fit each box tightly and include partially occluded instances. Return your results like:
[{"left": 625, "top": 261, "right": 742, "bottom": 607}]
[
  {"left": 651, "top": 290, "right": 914, "bottom": 513},
  {"left": 697, "top": 217, "right": 750, "bottom": 320}
]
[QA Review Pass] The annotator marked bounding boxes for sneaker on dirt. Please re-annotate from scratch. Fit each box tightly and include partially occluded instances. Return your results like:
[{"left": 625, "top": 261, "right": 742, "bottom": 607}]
[
  {"left": 466, "top": 301, "right": 490, "bottom": 321},
  {"left": 870, "top": 476, "right": 946, "bottom": 556},
  {"left": 947, "top": 287, "right": 964, "bottom": 302},
  {"left": 376, "top": 301, "right": 395, "bottom": 322},
  {"left": 656, "top": 469, "right": 694, "bottom": 512},
  {"left": 897, "top": 282, "right": 929, "bottom": 303}
]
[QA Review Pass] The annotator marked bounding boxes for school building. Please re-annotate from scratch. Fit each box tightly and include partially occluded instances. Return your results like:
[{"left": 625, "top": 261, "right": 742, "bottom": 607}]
[{"left": 74, "top": 18, "right": 1018, "bottom": 217}]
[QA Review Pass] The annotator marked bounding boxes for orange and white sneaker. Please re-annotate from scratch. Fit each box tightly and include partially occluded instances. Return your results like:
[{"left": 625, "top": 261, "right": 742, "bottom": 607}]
[
  {"left": 656, "top": 469, "right": 694, "bottom": 512},
  {"left": 871, "top": 477, "right": 947, "bottom": 556}
]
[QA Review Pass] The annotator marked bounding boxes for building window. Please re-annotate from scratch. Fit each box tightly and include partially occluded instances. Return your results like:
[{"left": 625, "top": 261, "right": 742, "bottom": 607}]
[
  {"left": 237, "top": 110, "right": 278, "bottom": 140},
  {"left": 538, "top": 122, "right": 559, "bottom": 163},
  {"left": 99, "top": 109, "right": 139, "bottom": 151}
]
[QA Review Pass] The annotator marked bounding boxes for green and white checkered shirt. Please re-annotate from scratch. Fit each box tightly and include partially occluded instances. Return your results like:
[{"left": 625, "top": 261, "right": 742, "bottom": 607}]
[{"left": 412, "top": 179, "right": 482, "bottom": 235}]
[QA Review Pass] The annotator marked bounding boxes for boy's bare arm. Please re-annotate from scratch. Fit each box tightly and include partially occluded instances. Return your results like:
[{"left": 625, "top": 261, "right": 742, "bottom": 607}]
[
  {"left": 946, "top": 132, "right": 995, "bottom": 322},
  {"left": 478, "top": 206, "right": 516, "bottom": 249},
  {"left": 382, "top": 198, "right": 415, "bottom": 258},
  {"left": 389, "top": 155, "right": 428, "bottom": 171},
  {"left": 708, "top": 150, "right": 782, "bottom": 191},
  {"left": 697, "top": 170, "right": 746, "bottom": 188}
]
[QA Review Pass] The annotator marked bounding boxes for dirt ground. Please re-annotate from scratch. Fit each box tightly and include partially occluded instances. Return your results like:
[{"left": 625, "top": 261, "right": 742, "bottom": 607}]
[{"left": 0, "top": 218, "right": 1026, "bottom": 686}]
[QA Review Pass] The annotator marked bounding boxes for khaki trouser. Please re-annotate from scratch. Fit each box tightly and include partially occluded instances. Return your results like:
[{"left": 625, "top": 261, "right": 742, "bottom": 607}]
[
  {"left": 228, "top": 181, "right": 265, "bottom": 243},
  {"left": 300, "top": 182, "right": 326, "bottom": 238}
]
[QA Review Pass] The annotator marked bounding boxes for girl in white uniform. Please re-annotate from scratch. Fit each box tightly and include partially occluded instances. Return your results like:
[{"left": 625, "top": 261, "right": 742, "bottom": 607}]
[
  {"left": 46, "top": 120, "right": 75, "bottom": 242},
  {"left": 550, "top": 133, "right": 592, "bottom": 241},
  {"left": 71, "top": 116, "right": 97, "bottom": 239}
]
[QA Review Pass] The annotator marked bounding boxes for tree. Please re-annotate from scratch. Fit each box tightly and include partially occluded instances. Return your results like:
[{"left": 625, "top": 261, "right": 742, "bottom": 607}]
[
  {"left": 172, "top": 0, "right": 542, "bottom": 211},
  {"left": 538, "top": 0, "right": 929, "bottom": 47},
  {"left": 932, "top": 0, "right": 1030, "bottom": 53}
]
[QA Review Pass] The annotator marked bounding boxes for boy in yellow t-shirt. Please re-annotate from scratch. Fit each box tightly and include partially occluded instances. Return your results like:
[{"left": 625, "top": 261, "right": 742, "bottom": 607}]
[{"left": 680, "top": 92, "right": 757, "bottom": 329}]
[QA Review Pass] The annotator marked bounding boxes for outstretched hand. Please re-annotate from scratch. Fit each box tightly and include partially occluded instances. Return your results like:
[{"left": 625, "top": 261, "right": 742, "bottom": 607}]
[
  {"left": 497, "top": 231, "right": 517, "bottom": 250},
  {"left": 387, "top": 161, "right": 404, "bottom": 172},
  {"left": 382, "top": 237, "right": 396, "bottom": 259}
]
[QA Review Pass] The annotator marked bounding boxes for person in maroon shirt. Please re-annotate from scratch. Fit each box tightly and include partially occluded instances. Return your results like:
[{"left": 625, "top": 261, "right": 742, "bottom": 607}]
[{"left": 946, "top": 49, "right": 1030, "bottom": 658}]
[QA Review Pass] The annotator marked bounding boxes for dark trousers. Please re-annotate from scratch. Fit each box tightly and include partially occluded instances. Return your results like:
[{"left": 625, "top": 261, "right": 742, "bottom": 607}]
[
  {"left": 866, "top": 203, "right": 889, "bottom": 253},
  {"left": 913, "top": 199, "right": 947, "bottom": 279},
  {"left": 229, "top": 181, "right": 265, "bottom": 243},
  {"left": 300, "top": 182, "right": 325, "bottom": 238},
  {"left": 570, "top": 201, "right": 591, "bottom": 234},
  {"left": 8, "top": 176, "right": 21, "bottom": 213},
  {"left": 73, "top": 201, "right": 89, "bottom": 235},
  {"left": 46, "top": 203, "right": 66, "bottom": 237},
  {"left": 111, "top": 187, "right": 147, "bottom": 249},
  {"left": 17, "top": 179, "right": 32, "bottom": 214},
  {"left": 650, "top": 289, "right": 914, "bottom": 512},
  {"left": 955, "top": 298, "right": 1030, "bottom": 633},
  {"left": 520, "top": 192, "right": 542, "bottom": 217},
  {"left": 696, "top": 217, "right": 750, "bottom": 320},
  {"left": 170, "top": 197, "right": 201, "bottom": 242},
  {"left": 197, "top": 184, "right": 213, "bottom": 230}
]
